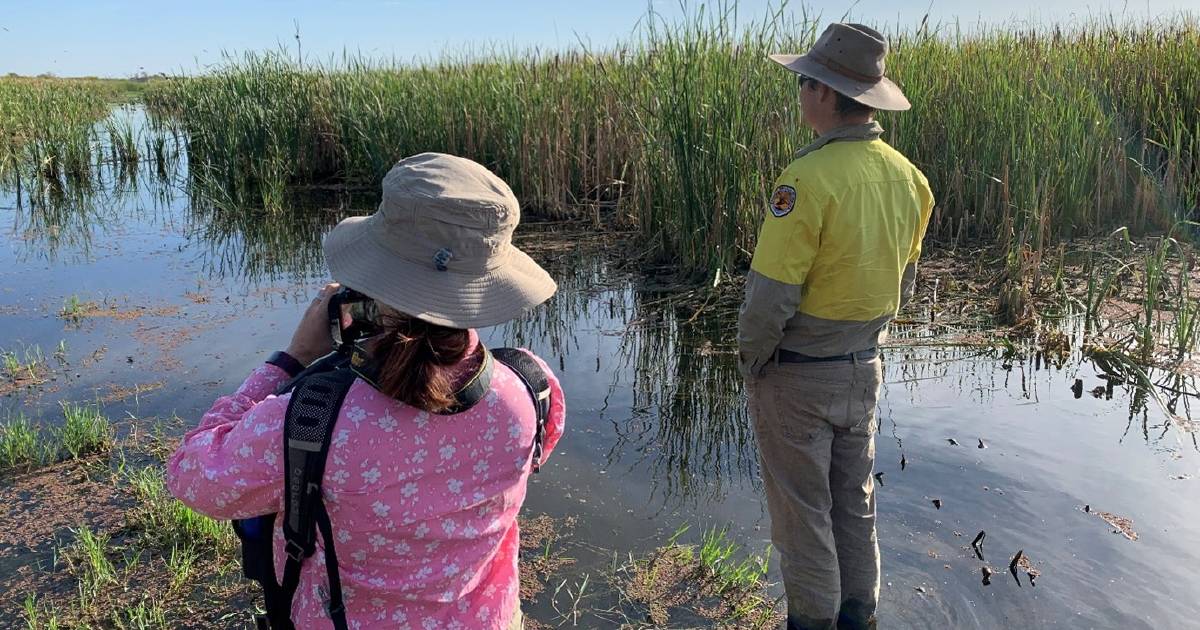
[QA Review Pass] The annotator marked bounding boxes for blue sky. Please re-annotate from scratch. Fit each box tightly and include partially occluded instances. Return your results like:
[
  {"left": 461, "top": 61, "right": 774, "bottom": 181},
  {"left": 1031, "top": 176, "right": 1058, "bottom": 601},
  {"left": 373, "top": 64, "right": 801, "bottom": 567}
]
[{"left": 1, "top": 0, "right": 1194, "bottom": 77}]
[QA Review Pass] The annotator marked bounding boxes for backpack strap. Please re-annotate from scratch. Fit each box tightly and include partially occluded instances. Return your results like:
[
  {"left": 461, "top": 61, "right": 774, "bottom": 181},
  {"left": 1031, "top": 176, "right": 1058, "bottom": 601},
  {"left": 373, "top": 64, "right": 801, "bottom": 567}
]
[
  {"left": 491, "top": 348, "right": 552, "bottom": 473},
  {"left": 275, "top": 368, "right": 357, "bottom": 630}
]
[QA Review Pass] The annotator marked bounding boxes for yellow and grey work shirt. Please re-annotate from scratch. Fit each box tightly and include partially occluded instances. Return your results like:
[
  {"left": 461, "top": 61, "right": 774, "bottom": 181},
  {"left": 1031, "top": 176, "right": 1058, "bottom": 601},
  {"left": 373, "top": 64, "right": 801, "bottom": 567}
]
[{"left": 737, "top": 135, "right": 934, "bottom": 376}]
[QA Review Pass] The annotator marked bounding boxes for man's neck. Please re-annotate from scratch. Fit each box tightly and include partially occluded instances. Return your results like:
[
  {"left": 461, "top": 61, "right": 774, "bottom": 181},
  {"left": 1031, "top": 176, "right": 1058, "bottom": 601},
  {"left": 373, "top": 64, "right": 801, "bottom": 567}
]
[{"left": 812, "top": 114, "right": 875, "bottom": 137}]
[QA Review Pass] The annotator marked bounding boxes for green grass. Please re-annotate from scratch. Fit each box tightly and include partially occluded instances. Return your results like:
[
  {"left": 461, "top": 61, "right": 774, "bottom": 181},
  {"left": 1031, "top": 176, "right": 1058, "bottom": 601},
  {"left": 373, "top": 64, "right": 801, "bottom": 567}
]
[
  {"left": 111, "top": 599, "right": 168, "bottom": 629},
  {"left": 143, "top": 8, "right": 1200, "bottom": 277},
  {"left": 622, "top": 522, "right": 781, "bottom": 627},
  {"left": 58, "top": 295, "right": 91, "bottom": 321},
  {"left": 68, "top": 526, "right": 118, "bottom": 605},
  {"left": 59, "top": 402, "right": 114, "bottom": 460},
  {"left": 165, "top": 544, "right": 201, "bottom": 592},
  {"left": 697, "top": 526, "right": 772, "bottom": 594},
  {"left": 0, "top": 405, "right": 113, "bottom": 473},
  {"left": 21, "top": 594, "right": 62, "bottom": 630},
  {"left": 2, "top": 345, "right": 47, "bottom": 383},
  {"left": 0, "top": 415, "right": 47, "bottom": 469},
  {"left": 126, "top": 465, "right": 235, "bottom": 553}
]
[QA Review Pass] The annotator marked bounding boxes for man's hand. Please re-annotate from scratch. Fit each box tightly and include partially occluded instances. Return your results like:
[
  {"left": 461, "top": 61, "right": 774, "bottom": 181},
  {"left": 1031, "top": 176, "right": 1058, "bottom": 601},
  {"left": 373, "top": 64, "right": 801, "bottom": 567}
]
[{"left": 285, "top": 282, "right": 340, "bottom": 366}]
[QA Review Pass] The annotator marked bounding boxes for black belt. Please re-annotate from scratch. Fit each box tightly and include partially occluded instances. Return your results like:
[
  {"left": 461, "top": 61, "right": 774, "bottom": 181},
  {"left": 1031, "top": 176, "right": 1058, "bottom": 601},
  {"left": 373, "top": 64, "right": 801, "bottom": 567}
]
[{"left": 776, "top": 347, "right": 878, "bottom": 364}]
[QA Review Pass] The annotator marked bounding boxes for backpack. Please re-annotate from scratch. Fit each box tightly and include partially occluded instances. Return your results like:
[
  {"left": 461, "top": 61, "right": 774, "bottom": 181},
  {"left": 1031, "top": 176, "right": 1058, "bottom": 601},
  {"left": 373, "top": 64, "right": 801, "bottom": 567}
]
[{"left": 233, "top": 347, "right": 552, "bottom": 630}]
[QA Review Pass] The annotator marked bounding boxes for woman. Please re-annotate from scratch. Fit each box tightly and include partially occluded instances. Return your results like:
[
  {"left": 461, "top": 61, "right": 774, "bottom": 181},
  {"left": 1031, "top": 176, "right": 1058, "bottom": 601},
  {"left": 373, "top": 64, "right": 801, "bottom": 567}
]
[{"left": 167, "top": 153, "right": 566, "bottom": 629}]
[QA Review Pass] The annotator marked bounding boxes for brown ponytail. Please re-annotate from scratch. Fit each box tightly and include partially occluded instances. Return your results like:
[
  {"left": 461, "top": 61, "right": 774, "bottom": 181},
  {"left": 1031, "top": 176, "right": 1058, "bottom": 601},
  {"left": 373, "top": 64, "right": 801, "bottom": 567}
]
[{"left": 371, "top": 313, "right": 472, "bottom": 413}]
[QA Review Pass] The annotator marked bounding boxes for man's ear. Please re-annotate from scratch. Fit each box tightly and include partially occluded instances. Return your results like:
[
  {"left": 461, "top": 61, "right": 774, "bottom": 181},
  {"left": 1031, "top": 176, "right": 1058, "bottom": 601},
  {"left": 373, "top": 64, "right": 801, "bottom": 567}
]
[{"left": 818, "top": 83, "right": 837, "bottom": 104}]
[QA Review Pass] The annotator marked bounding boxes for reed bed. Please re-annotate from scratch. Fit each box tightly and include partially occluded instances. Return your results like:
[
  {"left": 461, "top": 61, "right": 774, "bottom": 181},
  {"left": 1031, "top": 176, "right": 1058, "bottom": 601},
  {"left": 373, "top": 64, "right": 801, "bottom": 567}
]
[
  {"left": 0, "top": 78, "right": 109, "bottom": 187},
  {"left": 143, "top": 8, "right": 1200, "bottom": 276},
  {"left": 0, "top": 78, "right": 173, "bottom": 195}
]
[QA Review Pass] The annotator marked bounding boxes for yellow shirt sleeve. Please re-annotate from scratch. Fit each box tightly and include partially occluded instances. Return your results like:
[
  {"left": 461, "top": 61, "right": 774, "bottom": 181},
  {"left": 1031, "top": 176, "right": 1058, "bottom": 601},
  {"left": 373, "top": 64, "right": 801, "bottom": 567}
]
[
  {"left": 908, "top": 171, "right": 934, "bottom": 264},
  {"left": 749, "top": 166, "right": 823, "bottom": 287}
]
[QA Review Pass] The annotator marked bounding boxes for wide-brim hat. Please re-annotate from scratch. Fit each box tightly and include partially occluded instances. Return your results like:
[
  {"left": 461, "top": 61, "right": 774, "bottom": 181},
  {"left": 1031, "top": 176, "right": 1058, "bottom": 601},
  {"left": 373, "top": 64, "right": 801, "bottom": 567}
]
[
  {"left": 322, "top": 152, "right": 557, "bottom": 329},
  {"left": 769, "top": 23, "right": 910, "bottom": 111}
]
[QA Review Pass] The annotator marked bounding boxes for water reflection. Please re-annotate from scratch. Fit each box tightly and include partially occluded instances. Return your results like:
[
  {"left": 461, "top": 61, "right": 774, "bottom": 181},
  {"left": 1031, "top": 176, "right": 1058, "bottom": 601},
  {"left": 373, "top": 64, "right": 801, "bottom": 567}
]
[
  {"left": 184, "top": 185, "right": 363, "bottom": 284},
  {"left": 5, "top": 107, "right": 181, "bottom": 263},
  {"left": 2, "top": 106, "right": 1194, "bottom": 511}
]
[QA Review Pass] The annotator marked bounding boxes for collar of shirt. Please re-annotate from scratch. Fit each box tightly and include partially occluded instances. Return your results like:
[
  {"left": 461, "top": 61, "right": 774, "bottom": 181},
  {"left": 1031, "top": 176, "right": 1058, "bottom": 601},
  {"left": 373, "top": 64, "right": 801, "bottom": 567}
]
[{"left": 794, "top": 121, "right": 884, "bottom": 159}]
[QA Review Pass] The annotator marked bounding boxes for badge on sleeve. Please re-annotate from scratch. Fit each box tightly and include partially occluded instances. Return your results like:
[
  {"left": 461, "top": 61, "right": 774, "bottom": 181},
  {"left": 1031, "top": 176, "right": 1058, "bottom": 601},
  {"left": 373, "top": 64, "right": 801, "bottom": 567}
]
[{"left": 769, "top": 185, "right": 797, "bottom": 218}]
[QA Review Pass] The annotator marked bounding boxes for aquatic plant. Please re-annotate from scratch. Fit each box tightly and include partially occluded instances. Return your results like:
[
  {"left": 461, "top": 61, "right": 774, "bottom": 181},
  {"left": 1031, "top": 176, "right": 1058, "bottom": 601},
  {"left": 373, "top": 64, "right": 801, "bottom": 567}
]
[
  {"left": 144, "top": 8, "right": 1200, "bottom": 277},
  {"left": 1, "top": 345, "right": 47, "bottom": 385},
  {"left": 59, "top": 402, "right": 114, "bottom": 460},
  {"left": 0, "top": 78, "right": 108, "bottom": 188}
]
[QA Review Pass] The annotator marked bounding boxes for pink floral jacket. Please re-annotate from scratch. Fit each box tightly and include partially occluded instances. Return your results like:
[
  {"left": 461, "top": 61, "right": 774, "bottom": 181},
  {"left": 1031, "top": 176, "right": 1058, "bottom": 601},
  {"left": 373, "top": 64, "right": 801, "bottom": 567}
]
[{"left": 166, "top": 334, "right": 565, "bottom": 629}]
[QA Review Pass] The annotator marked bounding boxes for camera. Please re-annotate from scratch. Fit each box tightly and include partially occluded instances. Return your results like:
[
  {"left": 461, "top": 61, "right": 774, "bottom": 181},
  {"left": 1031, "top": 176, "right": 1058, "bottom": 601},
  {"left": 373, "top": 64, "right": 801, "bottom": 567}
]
[{"left": 327, "top": 287, "right": 380, "bottom": 349}]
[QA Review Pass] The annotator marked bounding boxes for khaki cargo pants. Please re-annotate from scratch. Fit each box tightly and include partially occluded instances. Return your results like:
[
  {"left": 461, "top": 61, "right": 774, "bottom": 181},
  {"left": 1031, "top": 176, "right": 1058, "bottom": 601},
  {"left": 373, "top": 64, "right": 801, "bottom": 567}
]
[{"left": 746, "top": 356, "right": 883, "bottom": 630}]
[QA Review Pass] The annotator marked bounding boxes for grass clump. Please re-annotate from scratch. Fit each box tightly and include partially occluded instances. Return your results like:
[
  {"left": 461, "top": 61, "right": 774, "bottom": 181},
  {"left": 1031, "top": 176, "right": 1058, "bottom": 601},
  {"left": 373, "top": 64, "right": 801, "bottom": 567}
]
[
  {"left": 620, "top": 523, "right": 782, "bottom": 628},
  {"left": 0, "top": 414, "right": 51, "bottom": 469},
  {"left": 126, "top": 464, "right": 235, "bottom": 554},
  {"left": 1, "top": 345, "right": 47, "bottom": 387},
  {"left": 66, "top": 526, "right": 118, "bottom": 605},
  {"left": 21, "top": 594, "right": 63, "bottom": 630},
  {"left": 58, "top": 295, "right": 98, "bottom": 322},
  {"left": 59, "top": 402, "right": 115, "bottom": 460},
  {"left": 111, "top": 599, "right": 168, "bottom": 629},
  {"left": 0, "top": 404, "right": 113, "bottom": 474}
]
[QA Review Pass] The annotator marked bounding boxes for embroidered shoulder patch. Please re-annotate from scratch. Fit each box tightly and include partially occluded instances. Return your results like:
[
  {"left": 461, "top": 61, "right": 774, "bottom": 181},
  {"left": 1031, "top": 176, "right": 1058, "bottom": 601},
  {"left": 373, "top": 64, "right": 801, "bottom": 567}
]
[{"left": 769, "top": 185, "right": 797, "bottom": 218}]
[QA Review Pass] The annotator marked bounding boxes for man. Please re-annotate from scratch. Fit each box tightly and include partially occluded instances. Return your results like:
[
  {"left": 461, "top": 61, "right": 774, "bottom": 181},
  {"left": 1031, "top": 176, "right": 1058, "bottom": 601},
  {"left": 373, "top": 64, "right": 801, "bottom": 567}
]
[{"left": 738, "top": 23, "right": 934, "bottom": 630}]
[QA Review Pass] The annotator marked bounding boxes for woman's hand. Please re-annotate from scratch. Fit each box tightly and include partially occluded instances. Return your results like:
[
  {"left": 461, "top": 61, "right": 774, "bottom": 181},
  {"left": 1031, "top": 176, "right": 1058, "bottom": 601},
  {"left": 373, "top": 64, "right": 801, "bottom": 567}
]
[{"left": 285, "top": 282, "right": 340, "bottom": 366}]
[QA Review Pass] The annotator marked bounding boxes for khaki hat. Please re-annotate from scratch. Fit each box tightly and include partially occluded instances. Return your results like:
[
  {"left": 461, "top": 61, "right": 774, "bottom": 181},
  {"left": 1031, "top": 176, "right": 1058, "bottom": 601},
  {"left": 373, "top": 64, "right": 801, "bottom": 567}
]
[
  {"left": 322, "top": 152, "right": 557, "bottom": 329},
  {"left": 769, "top": 23, "right": 910, "bottom": 111}
]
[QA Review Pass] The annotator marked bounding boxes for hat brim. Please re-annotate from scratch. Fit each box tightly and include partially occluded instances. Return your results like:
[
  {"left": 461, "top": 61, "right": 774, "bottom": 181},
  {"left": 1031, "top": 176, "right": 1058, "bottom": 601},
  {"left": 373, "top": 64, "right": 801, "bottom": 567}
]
[
  {"left": 769, "top": 53, "right": 911, "bottom": 112},
  {"left": 322, "top": 215, "right": 557, "bottom": 329}
]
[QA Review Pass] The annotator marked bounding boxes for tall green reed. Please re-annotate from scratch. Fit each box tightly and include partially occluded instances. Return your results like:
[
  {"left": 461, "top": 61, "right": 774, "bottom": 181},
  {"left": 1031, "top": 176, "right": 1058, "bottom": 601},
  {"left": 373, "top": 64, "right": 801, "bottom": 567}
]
[{"left": 142, "top": 8, "right": 1200, "bottom": 276}]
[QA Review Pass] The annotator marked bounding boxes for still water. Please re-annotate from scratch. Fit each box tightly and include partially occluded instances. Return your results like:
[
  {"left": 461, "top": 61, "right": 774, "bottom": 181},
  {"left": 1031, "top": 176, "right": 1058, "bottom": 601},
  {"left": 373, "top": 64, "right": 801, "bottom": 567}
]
[{"left": 1, "top": 109, "right": 1197, "bottom": 628}]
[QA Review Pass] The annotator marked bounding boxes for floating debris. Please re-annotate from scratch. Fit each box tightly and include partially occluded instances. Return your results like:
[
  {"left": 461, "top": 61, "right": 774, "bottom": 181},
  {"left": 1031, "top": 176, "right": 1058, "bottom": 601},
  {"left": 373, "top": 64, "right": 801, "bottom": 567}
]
[
  {"left": 873, "top": 471, "right": 885, "bottom": 487},
  {"left": 977, "top": 438, "right": 987, "bottom": 449},
  {"left": 1089, "top": 508, "right": 1139, "bottom": 541},
  {"left": 947, "top": 438, "right": 960, "bottom": 446},
  {"left": 1011, "top": 550, "right": 1041, "bottom": 587},
  {"left": 971, "top": 531, "right": 986, "bottom": 560},
  {"left": 1008, "top": 549, "right": 1025, "bottom": 587}
]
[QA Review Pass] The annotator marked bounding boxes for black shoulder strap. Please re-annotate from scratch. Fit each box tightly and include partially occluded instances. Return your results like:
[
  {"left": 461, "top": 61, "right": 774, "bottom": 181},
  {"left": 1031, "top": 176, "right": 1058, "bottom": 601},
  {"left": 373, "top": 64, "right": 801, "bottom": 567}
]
[
  {"left": 276, "top": 368, "right": 357, "bottom": 630},
  {"left": 491, "top": 348, "right": 552, "bottom": 473}
]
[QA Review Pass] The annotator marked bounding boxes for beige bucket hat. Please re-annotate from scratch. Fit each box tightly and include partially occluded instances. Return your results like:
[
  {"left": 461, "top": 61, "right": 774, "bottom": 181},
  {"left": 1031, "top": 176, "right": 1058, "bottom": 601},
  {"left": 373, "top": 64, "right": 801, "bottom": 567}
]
[
  {"left": 322, "top": 152, "right": 557, "bottom": 329},
  {"left": 769, "top": 23, "right": 910, "bottom": 111}
]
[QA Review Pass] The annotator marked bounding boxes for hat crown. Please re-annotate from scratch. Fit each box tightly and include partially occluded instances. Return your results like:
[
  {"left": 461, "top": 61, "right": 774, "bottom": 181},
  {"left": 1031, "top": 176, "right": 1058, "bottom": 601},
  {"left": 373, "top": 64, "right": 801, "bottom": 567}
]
[
  {"left": 377, "top": 152, "right": 519, "bottom": 269},
  {"left": 809, "top": 23, "right": 889, "bottom": 83}
]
